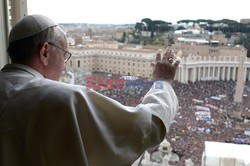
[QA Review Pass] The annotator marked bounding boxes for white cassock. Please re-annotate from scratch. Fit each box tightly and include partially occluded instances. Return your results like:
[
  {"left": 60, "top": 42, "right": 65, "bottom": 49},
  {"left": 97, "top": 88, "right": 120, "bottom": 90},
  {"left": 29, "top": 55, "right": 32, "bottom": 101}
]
[{"left": 0, "top": 64, "right": 178, "bottom": 166}]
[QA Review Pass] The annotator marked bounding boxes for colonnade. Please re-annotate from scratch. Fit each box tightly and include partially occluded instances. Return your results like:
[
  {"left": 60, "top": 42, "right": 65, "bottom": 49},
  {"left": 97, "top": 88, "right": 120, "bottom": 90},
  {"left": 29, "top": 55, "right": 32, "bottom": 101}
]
[{"left": 175, "top": 56, "right": 250, "bottom": 82}]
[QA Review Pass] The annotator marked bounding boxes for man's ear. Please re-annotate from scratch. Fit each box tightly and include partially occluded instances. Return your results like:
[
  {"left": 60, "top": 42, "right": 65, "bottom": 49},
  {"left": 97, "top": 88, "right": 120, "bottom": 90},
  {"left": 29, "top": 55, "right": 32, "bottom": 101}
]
[{"left": 38, "top": 42, "right": 50, "bottom": 66}]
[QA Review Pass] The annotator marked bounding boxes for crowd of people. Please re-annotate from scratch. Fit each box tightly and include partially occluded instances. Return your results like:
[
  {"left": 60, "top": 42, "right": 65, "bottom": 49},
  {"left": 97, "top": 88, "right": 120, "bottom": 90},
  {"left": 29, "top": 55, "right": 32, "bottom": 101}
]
[
  {"left": 62, "top": 71, "right": 250, "bottom": 165},
  {"left": 167, "top": 80, "right": 250, "bottom": 165}
]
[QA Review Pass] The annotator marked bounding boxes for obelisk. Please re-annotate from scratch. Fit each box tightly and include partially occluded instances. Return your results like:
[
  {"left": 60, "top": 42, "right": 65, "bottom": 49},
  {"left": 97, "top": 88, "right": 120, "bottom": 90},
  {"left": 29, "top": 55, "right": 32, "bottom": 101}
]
[{"left": 233, "top": 54, "right": 246, "bottom": 118}]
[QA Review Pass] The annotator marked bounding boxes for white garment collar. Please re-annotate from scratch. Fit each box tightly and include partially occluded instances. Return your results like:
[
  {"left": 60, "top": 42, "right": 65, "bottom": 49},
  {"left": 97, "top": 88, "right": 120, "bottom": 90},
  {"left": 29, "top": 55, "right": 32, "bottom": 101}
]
[{"left": 1, "top": 63, "right": 44, "bottom": 78}]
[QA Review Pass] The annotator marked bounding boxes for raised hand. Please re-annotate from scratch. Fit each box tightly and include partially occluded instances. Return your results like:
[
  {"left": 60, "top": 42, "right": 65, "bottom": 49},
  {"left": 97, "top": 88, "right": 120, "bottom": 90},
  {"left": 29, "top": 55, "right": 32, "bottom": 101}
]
[{"left": 151, "top": 49, "right": 180, "bottom": 81}]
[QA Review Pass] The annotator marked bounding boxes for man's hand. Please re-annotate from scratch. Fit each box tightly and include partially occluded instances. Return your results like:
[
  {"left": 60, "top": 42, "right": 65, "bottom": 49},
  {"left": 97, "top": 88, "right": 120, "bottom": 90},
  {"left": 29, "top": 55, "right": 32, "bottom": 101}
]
[{"left": 151, "top": 49, "right": 180, "bottom": 81}]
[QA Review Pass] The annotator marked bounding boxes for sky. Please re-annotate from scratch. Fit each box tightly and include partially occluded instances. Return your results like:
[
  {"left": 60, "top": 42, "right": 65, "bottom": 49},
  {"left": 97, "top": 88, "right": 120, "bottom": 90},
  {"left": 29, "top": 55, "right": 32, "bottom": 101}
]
[{"left": 27, "top": 0, "right": 249, "bottom": 24}]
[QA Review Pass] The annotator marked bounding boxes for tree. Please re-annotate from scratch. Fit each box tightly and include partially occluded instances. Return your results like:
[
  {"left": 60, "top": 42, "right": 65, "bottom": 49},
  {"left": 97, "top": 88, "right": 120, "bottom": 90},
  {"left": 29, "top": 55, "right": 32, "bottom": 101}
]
[
  {"left": 141, "top": 18, "right": 152, "bottom": 25},
  {"left": 121, "top": 32, "right": 126, "bottom": 43},
  {"left": 135, "top": 22, "right": 143, "bottom": 31},
  {"left": 176, "top": 26, "right": 186, "bottom": 30},
  {"left": 236, "top": 33, "right": 250, "bottom": 57},
  {"left": 167, "top": 33, "right": 175, "bottom": 46},
  {"left": 225, "top": 33, "right": 231, "bottom": 39}
]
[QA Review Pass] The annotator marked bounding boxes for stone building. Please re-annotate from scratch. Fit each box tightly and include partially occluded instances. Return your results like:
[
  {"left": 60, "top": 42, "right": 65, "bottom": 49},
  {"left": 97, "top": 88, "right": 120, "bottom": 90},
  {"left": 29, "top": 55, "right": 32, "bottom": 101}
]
[{"left": 67, "top": 44, "right": 250, "bottom": 82}]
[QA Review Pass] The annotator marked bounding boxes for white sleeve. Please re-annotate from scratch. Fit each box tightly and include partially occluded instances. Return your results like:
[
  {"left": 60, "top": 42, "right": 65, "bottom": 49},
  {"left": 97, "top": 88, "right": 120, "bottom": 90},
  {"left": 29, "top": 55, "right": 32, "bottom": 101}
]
[{"left": 139, "top": 80, "right": 179, "bottom": 132}]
